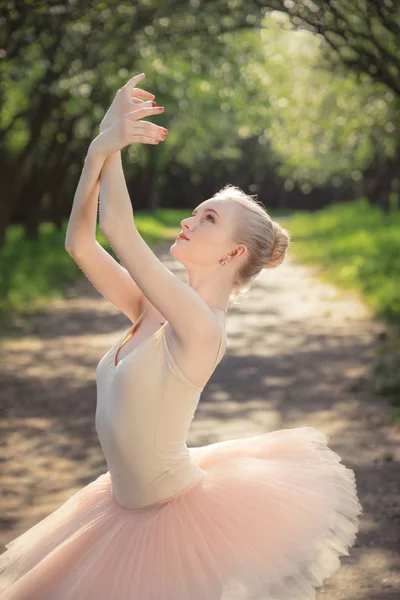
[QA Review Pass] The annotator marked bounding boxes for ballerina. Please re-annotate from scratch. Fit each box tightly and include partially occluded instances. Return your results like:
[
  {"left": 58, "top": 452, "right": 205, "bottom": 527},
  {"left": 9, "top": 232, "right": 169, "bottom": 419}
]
[{"left": 0, "top": 72, "right": 362, "bottom": 600}]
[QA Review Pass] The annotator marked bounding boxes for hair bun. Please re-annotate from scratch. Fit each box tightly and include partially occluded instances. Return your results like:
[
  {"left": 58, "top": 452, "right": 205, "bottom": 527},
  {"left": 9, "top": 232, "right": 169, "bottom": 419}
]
[{"left": 263, "top": 222, "right": 291, "bottom": 270}]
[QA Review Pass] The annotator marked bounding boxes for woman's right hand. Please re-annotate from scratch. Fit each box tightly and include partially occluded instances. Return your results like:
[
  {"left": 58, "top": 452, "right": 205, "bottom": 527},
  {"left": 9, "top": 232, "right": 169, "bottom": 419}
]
[
  {"left": 99, "top": 72, "right": 155, "bottom": 133},
  {"left": 91, "top": 104, "right": 168, "bottom": 159}
]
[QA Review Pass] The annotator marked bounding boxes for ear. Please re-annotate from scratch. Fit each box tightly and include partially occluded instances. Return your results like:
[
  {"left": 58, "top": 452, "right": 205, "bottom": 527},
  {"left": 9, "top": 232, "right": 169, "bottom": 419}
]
[{"left": 230, "top": 244, "right": 247, "bottom": 262}]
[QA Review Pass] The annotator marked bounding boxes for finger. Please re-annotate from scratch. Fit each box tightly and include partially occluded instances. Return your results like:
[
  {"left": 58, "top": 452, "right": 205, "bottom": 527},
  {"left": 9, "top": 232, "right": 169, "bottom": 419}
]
[
  {"left": 132, "top": 100, "right": 157, "bottom": 110},
  {"left": 122, "top": 100, "right": 159, "bottom": 117},
  {"left": 131, "top": 98, "right": 153, "bottom": 106},
  {"left": 132, "top": 98, "right": 152, "bottom": 106},
  {"left": 126, "top": 72, "right": 146, "bottom": 89},
  {"left": 133, "top": 135, "right": 160, "bottom": 145},
  {"left": 132, "top": 126, "right": 166, "bottom": 140},
  {"left": 131, "top": 87, "right": 155, "bottom": 100},
  {"left": 136, "top": 118, "right": 168, "bottom": 135},
  {"left": 127, "top": 117, "right": 166, "bottom": 143},
  {"left": 128, "top": 105, "right": 164, "bottom": 118}
]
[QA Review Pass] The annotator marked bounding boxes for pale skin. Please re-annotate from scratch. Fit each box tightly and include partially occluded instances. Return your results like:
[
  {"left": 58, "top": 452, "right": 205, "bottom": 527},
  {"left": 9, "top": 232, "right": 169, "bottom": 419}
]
[{"left": 65, "top": 73, "right": 247, "bottom": 386}]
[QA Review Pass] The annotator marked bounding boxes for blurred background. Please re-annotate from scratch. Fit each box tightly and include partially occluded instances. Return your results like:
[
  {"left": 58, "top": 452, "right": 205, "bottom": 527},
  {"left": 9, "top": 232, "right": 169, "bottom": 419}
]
[
  {"left": 1, "top": 3, "right": 400, "bottom": 583},
  {"left": 1, "top": 0, "right": 399, "bottom": 402},
  {"left": 0, "top": 0, "right": 399, "bottom": 375}
]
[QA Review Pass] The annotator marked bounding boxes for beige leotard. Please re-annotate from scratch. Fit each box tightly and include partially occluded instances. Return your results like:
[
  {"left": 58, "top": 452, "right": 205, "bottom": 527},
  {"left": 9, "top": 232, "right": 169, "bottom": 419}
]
[{"left": 95, "top": 308, "right": 226, "bottom": 509}]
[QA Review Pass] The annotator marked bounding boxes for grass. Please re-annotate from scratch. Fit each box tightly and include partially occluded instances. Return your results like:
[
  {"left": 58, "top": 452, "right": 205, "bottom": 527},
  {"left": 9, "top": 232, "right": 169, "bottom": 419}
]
[
  {"left": 1, "top": 199, "right": 399, "bottom": 414},
  {"left": 1, "top": 200, "right": 399, "bottom": 326},
  {"left": 0, "top": 215, "right": 172, "bottom": 333},
  {"left": 283, "top": 197, "right": 400, "bottom": 414},
  {"left": 0, "top": 207, "right": 289, "bottom": 332},
  {"left": 284, "top": 198, "right": 400, "bottom": 326}
]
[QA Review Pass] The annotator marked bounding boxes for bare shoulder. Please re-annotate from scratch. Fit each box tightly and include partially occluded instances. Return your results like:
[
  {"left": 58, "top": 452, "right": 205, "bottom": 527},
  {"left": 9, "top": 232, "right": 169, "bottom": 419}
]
[
  {"left": 140, "top": 289, "right": 226, "bottom": 363},
  {"left": 166, "top": 313, "right": 227, "bottom": 388},
  {"left": 180, "top": 306, "right": 225, "bottom": 346},
  {"left": 174, "top": 304, "right": 226, "bottom": 357}
]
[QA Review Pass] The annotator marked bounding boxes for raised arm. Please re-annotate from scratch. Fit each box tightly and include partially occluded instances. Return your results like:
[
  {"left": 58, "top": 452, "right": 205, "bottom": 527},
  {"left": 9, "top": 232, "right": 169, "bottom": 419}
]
[
  {"left": 65, "top": 147, "right": 145, "bottom": 323},
  {"left": 64, "top": 72, "right": 162, "bottom": 324},
  {"left": 79, "top": 78, "right": 220, "bottom": 343},
  {"left": 65, "top": 149, "right": 104, "bottom": 250},
  {"left": 98, "top": 162, "right": 218, "bottom": 344}
]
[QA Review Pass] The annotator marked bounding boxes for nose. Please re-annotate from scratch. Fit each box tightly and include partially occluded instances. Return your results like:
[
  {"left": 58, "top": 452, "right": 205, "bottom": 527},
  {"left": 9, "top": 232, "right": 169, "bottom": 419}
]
[{"left": 180, "top": 216, "right": 192, "bottom": 230}]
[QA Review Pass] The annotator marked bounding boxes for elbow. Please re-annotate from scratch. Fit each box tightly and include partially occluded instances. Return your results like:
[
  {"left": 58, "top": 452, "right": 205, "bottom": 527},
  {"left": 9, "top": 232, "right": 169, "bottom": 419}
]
[
  {"left": 65, "top": 229, "right": 76, "bottom": 254},
  {"left": 99, "top": 218, "right": 116, "bottom": 239},
  {"left": 64, "top": 238, "right": 72, "bottom": 254},
  {"left": 65, "top": 234, "right": 76, "bottom": 254},
  {"left": 99, "top": 219, "right": 108, "bottom": 235},
  {"left": 99, "top": 217, "right": 132, "bottom": 241},
  {"left": 65, "top": 237, "right": 80, "bottom": 256}
]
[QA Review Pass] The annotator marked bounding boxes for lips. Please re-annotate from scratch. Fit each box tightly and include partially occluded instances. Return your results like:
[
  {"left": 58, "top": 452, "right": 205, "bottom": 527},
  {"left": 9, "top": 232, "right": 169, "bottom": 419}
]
[{"left": 177, "top": 233, "right": 189, "bottom": 240}]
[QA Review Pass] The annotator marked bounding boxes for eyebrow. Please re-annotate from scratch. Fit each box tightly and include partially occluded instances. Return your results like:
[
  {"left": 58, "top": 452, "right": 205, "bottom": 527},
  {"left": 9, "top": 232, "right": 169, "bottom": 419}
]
[{"left": 192, "top": 207, "right": 220, "bottom": 218}]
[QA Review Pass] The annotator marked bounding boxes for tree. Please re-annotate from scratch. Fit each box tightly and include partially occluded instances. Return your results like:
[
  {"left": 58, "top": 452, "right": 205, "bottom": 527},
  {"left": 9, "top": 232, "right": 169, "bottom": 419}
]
[
  {"left": 264, "top": 0, "right": 400, "bottom": 98},
  {"left": 0, "top": 0, "right": 263, "bottom": 245},
  {"left": 262, "top": 0, "right": 400, "bottom": 210}
]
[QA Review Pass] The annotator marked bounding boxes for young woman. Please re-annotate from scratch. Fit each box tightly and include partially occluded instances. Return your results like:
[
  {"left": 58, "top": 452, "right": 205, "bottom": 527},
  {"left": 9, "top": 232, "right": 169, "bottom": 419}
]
[{"left": 0, "top": 73, "right": 362, "bottom": 600}]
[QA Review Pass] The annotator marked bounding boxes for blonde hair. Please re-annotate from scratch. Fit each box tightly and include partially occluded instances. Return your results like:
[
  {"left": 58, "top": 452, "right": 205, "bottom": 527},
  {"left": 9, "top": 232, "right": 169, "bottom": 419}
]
[{"left": 210, "top": 184, "right": 292, "bottom": 304}]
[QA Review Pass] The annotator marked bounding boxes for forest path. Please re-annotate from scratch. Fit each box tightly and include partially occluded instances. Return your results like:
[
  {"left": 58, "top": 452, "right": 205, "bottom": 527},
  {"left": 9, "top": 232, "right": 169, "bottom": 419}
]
[{"left": 0, "top": 239, "right": 399, "bottom": 598}]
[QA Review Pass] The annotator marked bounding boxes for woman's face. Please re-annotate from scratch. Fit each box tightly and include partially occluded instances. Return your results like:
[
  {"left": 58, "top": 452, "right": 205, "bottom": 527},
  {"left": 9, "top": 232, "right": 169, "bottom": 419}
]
[{"left": 170, "top": 198, "right": 238, "bottom": 269}]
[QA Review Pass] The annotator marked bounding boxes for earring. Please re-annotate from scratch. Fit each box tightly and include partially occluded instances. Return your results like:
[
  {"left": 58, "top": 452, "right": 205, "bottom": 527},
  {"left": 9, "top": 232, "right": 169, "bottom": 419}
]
[{"left": 221, "top": 258, "right": 227, "bottom": 266}]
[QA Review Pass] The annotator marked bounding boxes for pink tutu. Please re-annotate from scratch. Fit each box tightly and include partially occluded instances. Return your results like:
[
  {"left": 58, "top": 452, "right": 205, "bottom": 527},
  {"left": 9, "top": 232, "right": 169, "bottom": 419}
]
[{"left": 0, "top": 426, "right": 362, "bottom": 600}]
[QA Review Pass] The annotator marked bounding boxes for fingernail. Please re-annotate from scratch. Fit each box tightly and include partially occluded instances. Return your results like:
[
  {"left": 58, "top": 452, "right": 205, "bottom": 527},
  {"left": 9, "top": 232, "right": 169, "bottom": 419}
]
[{"left": 151, "top": 101, "right": 157, "bottom": 106}]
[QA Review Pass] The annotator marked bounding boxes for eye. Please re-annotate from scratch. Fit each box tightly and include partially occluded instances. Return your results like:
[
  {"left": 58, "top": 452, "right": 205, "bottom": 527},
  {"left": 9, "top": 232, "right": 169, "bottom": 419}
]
[{"left": 191, "top": 211, "right": 215, "bottom": 222}]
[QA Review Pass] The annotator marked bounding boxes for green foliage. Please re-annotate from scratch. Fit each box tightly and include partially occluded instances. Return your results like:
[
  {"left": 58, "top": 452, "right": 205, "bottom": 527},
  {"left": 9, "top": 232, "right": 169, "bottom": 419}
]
[
  {"left": 285, "top": 199, "right": 400, "bottom": 408},
  {"left": 2, "top": 2, "right": 399, "bottom": 217},
  {"left": 0, "top": 216, "right": 169, "bottom": 331},
  {"left": 2, "top": 202, "right": 399, "bottom": 331},
  {"left": 372, "top": 330, "right": 400, "bottom": 406},
  {"left": 0, "top": 223, "right": 81, "bottom": 329},
  {"left": 267, "top": 0, "right": 400, "bottom": 99},
  {"left": 285, "top": 199, "right": 400, "bottom": 324},
  {"left": 250, "top": 12, "right": 399, "bottom": 187}
]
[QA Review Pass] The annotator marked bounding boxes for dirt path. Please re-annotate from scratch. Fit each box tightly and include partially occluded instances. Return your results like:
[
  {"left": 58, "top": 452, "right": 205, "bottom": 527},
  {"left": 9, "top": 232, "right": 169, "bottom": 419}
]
[{"left": 1, "top": 240, "right": 399, "bottom": 598}]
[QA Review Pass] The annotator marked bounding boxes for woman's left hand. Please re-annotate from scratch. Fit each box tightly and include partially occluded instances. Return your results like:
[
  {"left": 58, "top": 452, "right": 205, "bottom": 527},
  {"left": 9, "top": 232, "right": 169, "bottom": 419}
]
[
  {"left": 90, "top": 102, "right": 168, "bottom": 159},
  {"left": 99, "top": 72, "right": 155, "bottom": 133}
]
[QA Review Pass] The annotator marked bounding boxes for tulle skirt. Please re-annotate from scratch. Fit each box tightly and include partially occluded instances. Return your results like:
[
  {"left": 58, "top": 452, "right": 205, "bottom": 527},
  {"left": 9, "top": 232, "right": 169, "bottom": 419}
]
[{"left": 0, "top": 426, "right": 362, "bottom": 600}]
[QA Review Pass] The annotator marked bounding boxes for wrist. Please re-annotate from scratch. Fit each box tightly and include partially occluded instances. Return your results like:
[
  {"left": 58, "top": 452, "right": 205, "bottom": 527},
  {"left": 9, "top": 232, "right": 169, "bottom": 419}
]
[
  {"left": 104, "top": 150, "right": 121, "bottom": 165},
  {"left": 99, "top": 116, "right": 116, "bottom": 135},
  {"left": 88, "top": 136, "right": 106, "bottom": 161}
]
